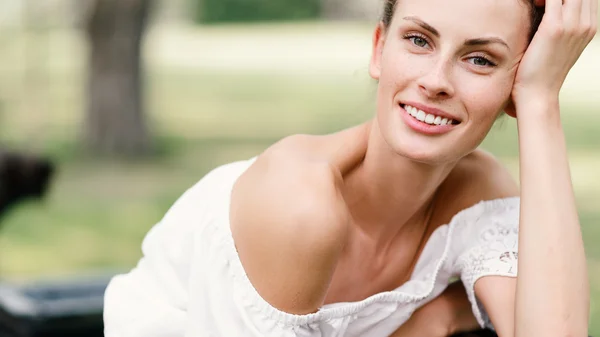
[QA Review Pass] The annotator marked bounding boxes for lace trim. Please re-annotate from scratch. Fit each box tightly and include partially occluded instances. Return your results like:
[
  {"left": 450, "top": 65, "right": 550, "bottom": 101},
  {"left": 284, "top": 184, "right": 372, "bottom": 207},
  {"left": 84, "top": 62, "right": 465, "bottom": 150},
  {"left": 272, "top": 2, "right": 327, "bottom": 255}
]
[
  {"left": 455, "top": 198, "right": 520, "bottom": 329},
  {"left": 210, "top": 158, "right": 520, "bottom": 328},
  {"left": 216, "top": 185, "right": 451, "bottom": 326}
]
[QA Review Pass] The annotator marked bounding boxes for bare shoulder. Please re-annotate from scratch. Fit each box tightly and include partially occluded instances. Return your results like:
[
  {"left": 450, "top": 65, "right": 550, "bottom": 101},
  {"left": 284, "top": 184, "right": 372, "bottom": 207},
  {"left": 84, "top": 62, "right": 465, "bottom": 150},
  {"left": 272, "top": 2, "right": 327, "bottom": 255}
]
[
  {"left": 229, "top": 135, "right": 350, "bottom": 314},
  {"left": 438, "top": 149, "right": 519, "bottom": 216}
]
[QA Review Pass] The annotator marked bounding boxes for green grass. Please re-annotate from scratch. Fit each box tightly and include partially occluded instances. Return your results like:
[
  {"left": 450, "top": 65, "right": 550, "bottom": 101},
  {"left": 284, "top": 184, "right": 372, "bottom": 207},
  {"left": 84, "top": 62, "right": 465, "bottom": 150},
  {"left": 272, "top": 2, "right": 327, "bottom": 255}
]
[{"left": 0, "top": 24, "right": 599, "bottom": 332}]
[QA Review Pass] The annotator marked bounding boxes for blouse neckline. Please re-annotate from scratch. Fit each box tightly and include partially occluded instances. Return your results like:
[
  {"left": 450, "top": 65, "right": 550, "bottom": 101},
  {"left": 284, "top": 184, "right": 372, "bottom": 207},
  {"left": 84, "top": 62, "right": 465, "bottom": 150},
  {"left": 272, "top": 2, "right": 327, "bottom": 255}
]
[{"left": 217, "top": 158, "right": 520, "bottom": 325}]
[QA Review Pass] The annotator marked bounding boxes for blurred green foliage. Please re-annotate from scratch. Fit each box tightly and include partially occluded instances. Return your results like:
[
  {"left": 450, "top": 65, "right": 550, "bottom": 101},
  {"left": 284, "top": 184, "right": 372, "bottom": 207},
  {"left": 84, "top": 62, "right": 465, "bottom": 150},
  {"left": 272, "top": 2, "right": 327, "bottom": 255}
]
[
  {"left": 195, "top": 0, "right": 321, "bottom": 23},
  {"left": 1, "top": 23, "right": 599, "bottom": 333}
]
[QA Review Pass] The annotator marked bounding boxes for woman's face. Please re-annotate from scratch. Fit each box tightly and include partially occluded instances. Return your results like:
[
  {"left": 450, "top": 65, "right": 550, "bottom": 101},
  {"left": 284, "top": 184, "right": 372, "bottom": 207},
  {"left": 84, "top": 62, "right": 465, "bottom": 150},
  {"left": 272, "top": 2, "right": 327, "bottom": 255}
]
[{"left": 370, "top": 0, "right": 531, "bottom": 164}]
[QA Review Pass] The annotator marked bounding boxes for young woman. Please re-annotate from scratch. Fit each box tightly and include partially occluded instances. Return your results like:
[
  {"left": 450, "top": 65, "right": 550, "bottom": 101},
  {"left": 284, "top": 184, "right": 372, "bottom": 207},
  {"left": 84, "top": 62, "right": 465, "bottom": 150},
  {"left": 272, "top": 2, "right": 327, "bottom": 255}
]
[{"left": 103, "top": 0, "right": 597, "bottom": 336}]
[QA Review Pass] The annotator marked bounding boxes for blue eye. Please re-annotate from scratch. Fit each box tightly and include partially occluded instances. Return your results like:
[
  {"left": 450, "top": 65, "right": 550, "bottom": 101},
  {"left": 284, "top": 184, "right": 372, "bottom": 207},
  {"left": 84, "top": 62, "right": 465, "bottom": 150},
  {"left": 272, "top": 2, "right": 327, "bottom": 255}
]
[
  {"left": 469, "top": 56, "right": 496, "bottom": 67},
  {"left": 410, "top": 36, "right": 429, "bottom": 48},
  {"left": 404, "top": 34, "right": 430, "bottom": 48}
]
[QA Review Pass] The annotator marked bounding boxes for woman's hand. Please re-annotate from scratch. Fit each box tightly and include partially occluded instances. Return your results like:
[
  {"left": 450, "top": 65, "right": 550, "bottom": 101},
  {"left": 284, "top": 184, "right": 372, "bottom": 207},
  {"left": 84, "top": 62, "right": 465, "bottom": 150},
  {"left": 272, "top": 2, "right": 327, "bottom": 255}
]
[
  {"left": 510, "top": 2, "right": 594, "bottom": 336},
  {"left": 512, "top": 0, "right": 597, "bottom": 104},
  {"left": 389, "top": 281, "right": 479, "bottom": 337}
]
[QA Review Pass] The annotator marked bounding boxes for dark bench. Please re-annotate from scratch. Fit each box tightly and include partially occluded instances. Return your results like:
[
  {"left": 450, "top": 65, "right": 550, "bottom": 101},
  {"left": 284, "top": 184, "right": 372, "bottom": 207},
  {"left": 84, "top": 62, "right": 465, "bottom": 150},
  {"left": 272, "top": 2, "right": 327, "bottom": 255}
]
[{"left": 0, "top": 275, "right": 110, "bottom": 337}]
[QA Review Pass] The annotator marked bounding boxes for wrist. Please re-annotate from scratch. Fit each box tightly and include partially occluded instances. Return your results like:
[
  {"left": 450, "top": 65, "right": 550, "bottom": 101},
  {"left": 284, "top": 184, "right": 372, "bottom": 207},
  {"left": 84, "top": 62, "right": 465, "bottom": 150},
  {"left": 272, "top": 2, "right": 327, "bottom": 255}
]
[
  {"left": 413, "top": 297, "right": 455, "bottom": 337},
  {"left": 513, "top": 94, "right": 561, "bottom": 124},
  {"left": 390, "top": 305, "right": 451, "bottom": 337},
  {"left": 437, "top": 295, "right": 463, "bottom": 336},
  {"left": 437, "top": 282, "right": 480, "bottom": 336},
  {"left": 514, "top": 91, "right": 558, "bottom": 108},
  {"left": 512, "top": 83, "right": 560, "bottom": 103}
]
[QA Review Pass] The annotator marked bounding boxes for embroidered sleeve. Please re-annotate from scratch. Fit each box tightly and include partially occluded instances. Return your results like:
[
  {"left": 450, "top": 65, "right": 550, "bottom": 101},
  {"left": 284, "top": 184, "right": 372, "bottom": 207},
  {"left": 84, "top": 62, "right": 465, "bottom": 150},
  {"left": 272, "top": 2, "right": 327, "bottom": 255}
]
[{"left": 451, "top": 198, "right": 520, "bottom": 329}]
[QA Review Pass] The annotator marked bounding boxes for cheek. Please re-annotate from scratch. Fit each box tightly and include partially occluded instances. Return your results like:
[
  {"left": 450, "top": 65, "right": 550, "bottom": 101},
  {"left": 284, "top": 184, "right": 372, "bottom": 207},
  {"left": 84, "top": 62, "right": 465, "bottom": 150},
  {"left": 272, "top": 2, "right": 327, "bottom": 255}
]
[
  {"left": 379, "top": 43, "right": 428, "bottom": 86},
  {"left": 461, "top": 74, "right": 515, "bottom": 121}
]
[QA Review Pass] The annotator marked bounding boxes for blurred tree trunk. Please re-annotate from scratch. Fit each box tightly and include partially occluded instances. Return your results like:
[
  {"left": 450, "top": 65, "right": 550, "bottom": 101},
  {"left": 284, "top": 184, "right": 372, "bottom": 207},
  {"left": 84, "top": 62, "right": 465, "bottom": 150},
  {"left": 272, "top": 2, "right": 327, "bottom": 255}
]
[
  {"left": 84, "top": 0, "right": 152, "bottom": 156},
  {"left": 321, "top": 0, "right": 380, "bottom": 21}
]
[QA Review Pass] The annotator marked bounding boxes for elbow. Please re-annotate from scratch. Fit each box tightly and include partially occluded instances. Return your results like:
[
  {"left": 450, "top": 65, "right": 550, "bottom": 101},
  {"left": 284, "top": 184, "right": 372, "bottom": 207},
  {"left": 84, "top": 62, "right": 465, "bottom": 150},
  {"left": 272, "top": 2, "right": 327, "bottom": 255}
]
[{"left": 513, "top": 325, "right": 589, "bottom": 337}]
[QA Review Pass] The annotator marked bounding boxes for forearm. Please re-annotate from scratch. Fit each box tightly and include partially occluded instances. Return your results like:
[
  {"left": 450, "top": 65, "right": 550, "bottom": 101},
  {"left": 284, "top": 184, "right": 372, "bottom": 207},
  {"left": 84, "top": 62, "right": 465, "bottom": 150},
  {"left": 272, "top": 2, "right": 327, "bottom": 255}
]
[{"left": 514, "top": 97, "right": 589, "bottom": 336}]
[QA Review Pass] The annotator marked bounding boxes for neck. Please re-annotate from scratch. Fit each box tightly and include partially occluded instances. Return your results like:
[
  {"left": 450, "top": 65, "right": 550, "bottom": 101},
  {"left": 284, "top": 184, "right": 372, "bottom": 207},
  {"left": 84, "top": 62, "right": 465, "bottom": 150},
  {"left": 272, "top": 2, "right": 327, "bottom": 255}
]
[{"left": 341, "top": 119, "right": 457, "bottom": 250}]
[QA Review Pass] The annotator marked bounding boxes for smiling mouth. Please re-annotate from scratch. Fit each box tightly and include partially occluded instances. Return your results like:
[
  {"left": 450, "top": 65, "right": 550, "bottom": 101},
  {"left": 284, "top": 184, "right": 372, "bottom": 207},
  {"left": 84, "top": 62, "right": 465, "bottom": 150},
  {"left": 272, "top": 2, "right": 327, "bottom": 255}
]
[{"left": 400, "top": 104, "right": 460, "bottom": 126}]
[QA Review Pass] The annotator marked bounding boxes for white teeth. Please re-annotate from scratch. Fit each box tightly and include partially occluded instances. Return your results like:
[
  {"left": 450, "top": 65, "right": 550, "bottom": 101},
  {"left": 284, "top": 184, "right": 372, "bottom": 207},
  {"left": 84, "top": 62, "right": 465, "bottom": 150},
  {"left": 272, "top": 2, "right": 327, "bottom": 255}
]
[
  {"left": 410, "top": 107, "right": 418, "bottom": 117},
  {"left": 404, "top": 104, "right": 456, "bottom": 126}
]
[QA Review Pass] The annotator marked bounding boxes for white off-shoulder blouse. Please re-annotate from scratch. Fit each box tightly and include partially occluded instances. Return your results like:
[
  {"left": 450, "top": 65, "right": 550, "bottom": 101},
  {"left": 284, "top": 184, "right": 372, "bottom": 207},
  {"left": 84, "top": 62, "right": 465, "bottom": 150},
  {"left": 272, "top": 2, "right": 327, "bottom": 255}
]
[{"left": 103, "top": 157, "right": 520, "bottom": 337}]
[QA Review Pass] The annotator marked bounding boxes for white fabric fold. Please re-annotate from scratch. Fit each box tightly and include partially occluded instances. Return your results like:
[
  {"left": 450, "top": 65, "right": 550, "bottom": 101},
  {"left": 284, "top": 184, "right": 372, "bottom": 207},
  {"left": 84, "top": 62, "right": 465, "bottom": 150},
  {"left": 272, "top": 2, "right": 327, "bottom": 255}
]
[{"left": 103, "top": 158, "right": 521, "bottom": 336}]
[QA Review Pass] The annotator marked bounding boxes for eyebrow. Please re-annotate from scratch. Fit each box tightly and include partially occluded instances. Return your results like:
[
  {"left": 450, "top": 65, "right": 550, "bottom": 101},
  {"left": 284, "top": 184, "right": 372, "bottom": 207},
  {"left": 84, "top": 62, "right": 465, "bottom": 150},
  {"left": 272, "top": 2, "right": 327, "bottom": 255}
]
[
  {"left": 464, "top": 38, "right": 510, "bottom": 51},
  {"left": 402, "top": 16, "right": 510, "bottom": 51},
  {"left": 403, "top": 16, "right": 439, "bottom": 37}
]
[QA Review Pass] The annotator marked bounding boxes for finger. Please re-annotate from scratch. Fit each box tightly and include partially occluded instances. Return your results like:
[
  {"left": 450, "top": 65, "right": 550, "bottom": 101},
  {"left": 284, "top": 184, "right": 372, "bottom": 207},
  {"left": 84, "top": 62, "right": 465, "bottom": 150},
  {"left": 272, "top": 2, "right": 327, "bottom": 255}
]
[
  {"left": 565, "top": 0, "right": 583, "bottom": 28},
  {"left": 592, "top": 0, "right": 598, "bottom": 32},
  {"left": 581, "top": 0, "right": 591, "bottom": 25},
  {"left": 545, "top": 0, "right": 564, "bottom": 20}
]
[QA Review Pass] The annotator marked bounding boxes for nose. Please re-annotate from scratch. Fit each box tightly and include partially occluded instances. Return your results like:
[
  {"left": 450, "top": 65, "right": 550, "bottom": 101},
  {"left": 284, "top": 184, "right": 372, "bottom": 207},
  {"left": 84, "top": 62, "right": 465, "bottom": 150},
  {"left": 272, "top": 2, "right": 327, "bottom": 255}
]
[{"left": 416, "top": 58, "right": 455, "bottom": 99}]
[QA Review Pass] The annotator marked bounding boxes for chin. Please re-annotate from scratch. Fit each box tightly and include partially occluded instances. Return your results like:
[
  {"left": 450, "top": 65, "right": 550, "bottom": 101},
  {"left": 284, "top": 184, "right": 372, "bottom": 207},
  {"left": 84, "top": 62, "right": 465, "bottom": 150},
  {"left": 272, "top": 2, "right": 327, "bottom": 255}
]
[
  {"left": 379, "top": 122, "right": 453, "bottom": 166},
  {"left": 399, "top": 146, "right": 457, "bottom": 166},
  {"left": 385, "top": 135, "right": 461, "bottom": 166}
]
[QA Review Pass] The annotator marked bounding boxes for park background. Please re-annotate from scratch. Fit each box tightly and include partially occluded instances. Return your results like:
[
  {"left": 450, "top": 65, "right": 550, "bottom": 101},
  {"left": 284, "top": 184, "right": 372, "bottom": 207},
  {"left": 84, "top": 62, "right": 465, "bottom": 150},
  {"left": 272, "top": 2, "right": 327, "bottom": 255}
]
[{"left": 0, "top": 0, "right": 599, "bottom": 333}]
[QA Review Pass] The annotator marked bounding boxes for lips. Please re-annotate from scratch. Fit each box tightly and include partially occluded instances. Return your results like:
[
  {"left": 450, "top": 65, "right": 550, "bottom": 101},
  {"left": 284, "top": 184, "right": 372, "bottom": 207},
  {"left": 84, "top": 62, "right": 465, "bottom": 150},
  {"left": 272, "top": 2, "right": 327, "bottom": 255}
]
[{"left": 398, "top": 103, "right": 460, "bottom": 135}]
